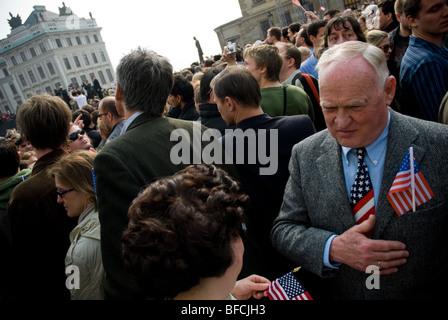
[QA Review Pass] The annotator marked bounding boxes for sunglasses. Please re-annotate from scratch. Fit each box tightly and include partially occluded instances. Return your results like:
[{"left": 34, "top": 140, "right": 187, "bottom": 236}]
[
  {"left": 379, "top": 44, "right": 393, "bottom": 53},
  {"left": 68, "top": 129, "right": 85, "bottom": 142}
]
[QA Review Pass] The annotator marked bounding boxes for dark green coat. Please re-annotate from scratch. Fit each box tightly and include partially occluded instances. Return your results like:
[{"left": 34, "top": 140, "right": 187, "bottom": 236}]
[{"left": 94, "top": 114, "right": 235, "bottom": 299}]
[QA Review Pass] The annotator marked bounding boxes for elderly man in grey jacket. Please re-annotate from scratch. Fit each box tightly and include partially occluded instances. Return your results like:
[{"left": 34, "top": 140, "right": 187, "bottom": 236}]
[{"left": 271, "top": 41, "right": 448, "bottom": 300}]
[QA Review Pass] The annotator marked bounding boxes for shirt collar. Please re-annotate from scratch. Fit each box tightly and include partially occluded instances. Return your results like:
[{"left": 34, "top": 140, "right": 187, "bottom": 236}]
[
  {"left": 342, "top": 111, "right": 390, "bottom": 166},
  {"left": 120, "top": 111, "right": 143, "bottom": 135}
]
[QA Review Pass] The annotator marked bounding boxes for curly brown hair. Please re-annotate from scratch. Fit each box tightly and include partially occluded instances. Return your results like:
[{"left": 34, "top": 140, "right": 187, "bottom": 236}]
[{"left": 121, "top": 164, "right": 249, "bottom": 299}]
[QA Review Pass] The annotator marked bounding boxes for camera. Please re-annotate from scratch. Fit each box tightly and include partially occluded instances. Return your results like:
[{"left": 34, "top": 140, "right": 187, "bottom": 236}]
[{"left": 227, "top": 43, "right": 237, "bottom": 54}]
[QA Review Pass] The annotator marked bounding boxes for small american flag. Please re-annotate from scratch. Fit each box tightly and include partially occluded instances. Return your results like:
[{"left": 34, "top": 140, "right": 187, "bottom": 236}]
[
  {"left": 387, "top": 148, "right": 434, "bottom": 216},
  {"left": 267, "top": 268, "right": 312, "bottom": 300},
  {"left": 292, "top": 0, "right": 302, "bottom": 7}
]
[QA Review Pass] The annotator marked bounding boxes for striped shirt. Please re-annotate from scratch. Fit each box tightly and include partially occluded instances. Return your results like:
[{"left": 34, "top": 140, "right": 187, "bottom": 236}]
[{"left": 399, "top": 36, "right": 448, "bottom": 122}]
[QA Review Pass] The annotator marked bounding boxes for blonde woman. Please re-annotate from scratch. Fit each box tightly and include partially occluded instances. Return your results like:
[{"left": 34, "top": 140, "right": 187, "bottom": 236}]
[
  {"left": 366, "top": 30, "right": 393, "bottom": 62},
  {"left": 50, "top": 150, "right": 104, "bottom": 300}
]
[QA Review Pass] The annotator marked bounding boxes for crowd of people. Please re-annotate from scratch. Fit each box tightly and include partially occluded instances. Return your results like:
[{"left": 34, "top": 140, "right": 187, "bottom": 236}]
[{"left": 0, "top": 0, "right": 448, "bottom": 302}]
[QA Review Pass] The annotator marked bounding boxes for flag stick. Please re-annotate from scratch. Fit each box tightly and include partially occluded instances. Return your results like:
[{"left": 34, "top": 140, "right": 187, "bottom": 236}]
[{"left": 409, "top": 147, "right": 415, "bottom": 212}]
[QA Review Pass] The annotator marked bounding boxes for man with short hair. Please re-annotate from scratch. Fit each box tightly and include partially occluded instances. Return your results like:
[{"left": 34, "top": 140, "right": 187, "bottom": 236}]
[
  {"left": 295, "top": 24, "right": 313, "bottom": 49},
  {"left": 93, "top": 48, "right": 226, "bottom": 299},
  {"left": 7, "top": 95, "right": 77, "bottom": 300},
  {"left": 276, "top": 42, "right": 325, "bottom": 131},
  {"left": 211, "top": 65, "right": 316, "bottom": 280},
  {"left": 299, "top": 19, "right": 327, "bottom": 79},
  {"left": 377, "top": 0, "right": 400, "bottom": 32},
  {"left": 167, "top": 74, "right": 199, "bottom": 120},
  {"left": 243, "top": 44, "right": 314, "bottom": 120},
  {"left": 388, "top": 0, "right": 411, "bottom": 110},
  {"left": 272, "top": 41, "right": 448, "bottom": 300},
  {"left": 287, "top": 22, "right": 301, "bottom": 43},
  {"left": 97, "top": 96, "right": 124, "bottom": 143},
  {"left": 266, "top": 27, "right": 282, "bottom": 44},
  {"left": 399, "top": 0, "right": 448, "bottom": 121},
  {"left": 71, "top": 90, "right": 88, "bottom": 109}
]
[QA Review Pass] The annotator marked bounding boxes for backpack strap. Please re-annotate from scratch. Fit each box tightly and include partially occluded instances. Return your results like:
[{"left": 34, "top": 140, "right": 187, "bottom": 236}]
[
  {"left": 301, "top": 73, "right": 320, "bottom": 104},
  {"left": 283, "top": 84, "right": 287, "bottom": 116}
]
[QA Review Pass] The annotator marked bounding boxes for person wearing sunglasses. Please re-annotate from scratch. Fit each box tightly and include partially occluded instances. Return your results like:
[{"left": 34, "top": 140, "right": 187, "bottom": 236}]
[
  {"left": 367, "top": 30, "right": 394, "bottom": 63},
  {"left": 64, "top": 124, "right": 96, "bottom": 153},
  {"left": 50, "top": 150, "right": 104, "bottom": 300}
]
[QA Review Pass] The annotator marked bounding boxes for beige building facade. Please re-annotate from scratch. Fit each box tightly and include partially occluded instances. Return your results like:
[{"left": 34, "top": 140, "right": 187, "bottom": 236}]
[
  {"left": 0, "top": 4, "right": 115, "bottom": 114},
  {"left": 214, "top": 0, "right": 362, "bottom": 49}
]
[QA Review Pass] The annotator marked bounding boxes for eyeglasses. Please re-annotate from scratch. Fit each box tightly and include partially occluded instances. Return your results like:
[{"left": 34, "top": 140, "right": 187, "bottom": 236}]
[
  {"left": 379, "top": 44, "right": 393, "bottom": 52},
  {"left": 56, "top": 188, "right": 74, "bottom": 198},
  {"left": 68, "top": 129, "right": 85, "bottom": 142},
  {"left": 98, "top": 113, "right": 108, "bottom": 118}
]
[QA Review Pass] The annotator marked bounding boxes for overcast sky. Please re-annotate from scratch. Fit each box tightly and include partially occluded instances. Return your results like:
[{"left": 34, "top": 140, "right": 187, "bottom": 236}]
[{"left": 0, "top": 0, "right": 243, "bottom": 71}]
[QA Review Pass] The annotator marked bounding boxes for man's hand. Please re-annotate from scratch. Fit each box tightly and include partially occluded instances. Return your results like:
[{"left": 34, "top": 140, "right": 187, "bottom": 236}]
[{"left": 329, "top": 215, "right": 409, "bottom": 275}]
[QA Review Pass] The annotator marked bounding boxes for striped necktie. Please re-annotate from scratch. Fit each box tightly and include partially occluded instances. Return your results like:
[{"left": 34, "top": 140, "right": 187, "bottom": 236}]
[{"left": 350, "top": 148, "right": 375, "bottom": 224}]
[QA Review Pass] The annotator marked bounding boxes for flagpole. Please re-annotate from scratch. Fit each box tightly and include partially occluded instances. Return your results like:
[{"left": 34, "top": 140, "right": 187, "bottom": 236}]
[
  {"left": 293, "top": 1, "right": 307, "bottom": 13},
  {"left": 409, "top": 147, "right": 416, "bottom": 212}
]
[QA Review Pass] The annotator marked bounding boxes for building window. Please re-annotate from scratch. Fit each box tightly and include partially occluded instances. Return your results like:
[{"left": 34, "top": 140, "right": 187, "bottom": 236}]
[
  {"left": 260, "top": 20, "right": 271, "bottom": 39},
  {"left": 55, "top": 39, "right": 63, "bottom": 48},
  {"left": 99, "top": 51, "right": 107, "bottom": 62},
  {"left": 83, "top": 54, "right": 90, "bottom": 66},
  {"left": 37, "top": 66, "right": 46, "bottom": 79},
  {"left": 81, "top": 75, "right": 87, "bottom": 83},
  {"left": 0, "top": 89, "right": 4, "bottom": 100},
  {"left": 66, "top": 37, "right": 73, "bottom": 46},
  {"left": 19, "top": 74, "right": 27, "bottom": 87},
  {"left": 20, "top": 52, "right": 27, "bottom": 62},
  {"left": 28, "top": 70, "right": 37, "bottom": 83},
  {"left": 85, "top": 35, "right": 91, "bottom": 44},
  {"left": 106, "top": 69, "right": 114, "bottom": 82},
  {"left": 30, "top": 47, "right": 37, "bottom": 57},
  {"left": 47, "top": 62, "right": 56, "bottom": 75},
  {"left": 63, "top": 58, "right": 71, "bottom": 70},
  {"left": 76, "top": 36, "right": 82, "bottom": 45},
  {"left": 93, "top": 34, "right": 99, "bottom": 42},
  {"left": 253, "top": 0, "right": 263, "bottom": 4},
  {"left": 73, "top": 55, "right": 81, "bottom": 68},
  {"left": 91, "top": 52, "right": 98, "bottom": 64},
  {"left": 10, "top": 84, "right": 18, "bottom": 95},
  {"left": 45, "top": 86, "right": 52, "bottom": 94},
  {"left": 11, "top": 56, "right": 17, "bottom": 66},
  {"left": 39, "top": 42, "right": 47, "bottom": 53},
  {"left": 3, "top": 68, "right": 9, "bottom": 76},
  {"left": 70, "top": 77, "right": 78, "bottom": 85},
  {"left": 98, "top": 70, "right": 106, "bottom": 84}
]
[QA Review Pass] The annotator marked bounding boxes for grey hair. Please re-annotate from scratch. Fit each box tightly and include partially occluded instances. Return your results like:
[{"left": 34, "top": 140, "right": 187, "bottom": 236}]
[
  {"left": 116, "top": 48, "right": 173, "bottom": 115},
  {"left": 316, "top": 41, "right": 389, "bottom": 89}
]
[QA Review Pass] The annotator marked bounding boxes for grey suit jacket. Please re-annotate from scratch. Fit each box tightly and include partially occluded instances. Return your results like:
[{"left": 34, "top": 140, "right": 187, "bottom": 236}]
[{"left": 271, "top": 110, "right": 448, "bottom": 299}]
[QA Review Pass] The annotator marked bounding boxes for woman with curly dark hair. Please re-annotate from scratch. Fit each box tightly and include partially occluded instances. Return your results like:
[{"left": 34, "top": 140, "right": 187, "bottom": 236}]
[{"left": 121, "top": 164, "right": 270, "bottom": 300}]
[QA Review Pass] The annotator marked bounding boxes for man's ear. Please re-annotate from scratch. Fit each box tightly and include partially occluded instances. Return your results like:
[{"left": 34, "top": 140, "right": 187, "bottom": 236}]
[
  {"left": 406, "top": 15, "right": 417, "bottom": 29},
  {"left": 384, "top": 75, "right": 396, "bottom": 106},
  {"left": 224, "top": 96, "right": 236, "bottom": 111},
  {"left": 115, "top": 83, "right": 123, "bottom": 102},
  {"left": 287, "top": 57, "right": 296, "bottom": 69}
]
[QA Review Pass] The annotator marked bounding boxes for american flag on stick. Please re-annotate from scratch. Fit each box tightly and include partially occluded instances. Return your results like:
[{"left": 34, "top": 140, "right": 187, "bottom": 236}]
[
  {"left": 267, "top": 267, "right": 312, "bottom": 300},
  {"left": 387, "top": 147, "right": 434, "bottom": 216}
]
